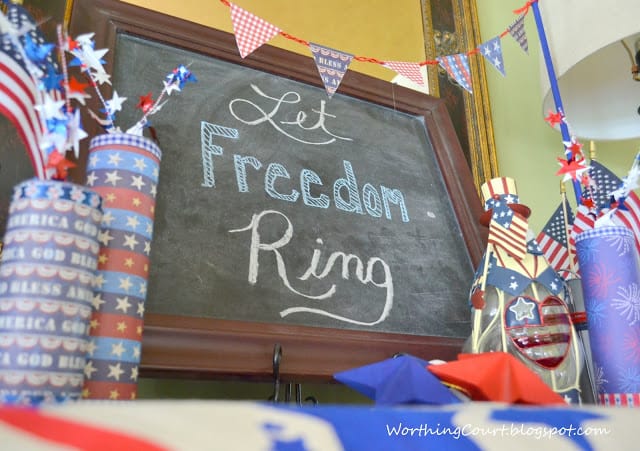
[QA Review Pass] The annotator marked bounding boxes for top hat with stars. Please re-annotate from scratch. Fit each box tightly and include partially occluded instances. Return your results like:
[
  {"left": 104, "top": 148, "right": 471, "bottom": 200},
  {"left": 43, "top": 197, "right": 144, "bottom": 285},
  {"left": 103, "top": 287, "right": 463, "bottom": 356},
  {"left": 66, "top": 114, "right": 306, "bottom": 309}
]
[{"left": 479, "top": 177, "right": 531, "bottom": 227}]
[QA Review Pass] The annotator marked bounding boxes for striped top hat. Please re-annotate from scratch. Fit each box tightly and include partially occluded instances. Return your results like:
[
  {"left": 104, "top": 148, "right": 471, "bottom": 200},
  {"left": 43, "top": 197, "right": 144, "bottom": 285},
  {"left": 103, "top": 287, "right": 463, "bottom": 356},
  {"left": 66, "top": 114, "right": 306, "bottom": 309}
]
[{"left": 479, "top": 177, "right": 531, "bottom": 226}]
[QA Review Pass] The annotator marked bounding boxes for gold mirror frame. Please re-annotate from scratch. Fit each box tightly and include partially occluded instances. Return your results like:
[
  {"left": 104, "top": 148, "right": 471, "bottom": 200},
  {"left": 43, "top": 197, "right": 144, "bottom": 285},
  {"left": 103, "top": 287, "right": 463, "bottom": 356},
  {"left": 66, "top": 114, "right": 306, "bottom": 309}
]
[{"left": 422, "top": 0, "right": 499, "bottom": 194}]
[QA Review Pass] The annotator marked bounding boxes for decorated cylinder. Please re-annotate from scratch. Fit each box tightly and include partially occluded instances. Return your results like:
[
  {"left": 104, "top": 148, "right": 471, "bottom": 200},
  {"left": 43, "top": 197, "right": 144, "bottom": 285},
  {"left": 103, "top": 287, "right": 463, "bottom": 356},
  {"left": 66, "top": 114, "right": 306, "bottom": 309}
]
[
  {"left": 82, "top": 133, "right": 161, "bottom": 400},
  {"left": 0, "top": 178, "right": 103, "bottom": 404},
  {"left": 575, "top": 226, "right": 640, "bottom": 406}
]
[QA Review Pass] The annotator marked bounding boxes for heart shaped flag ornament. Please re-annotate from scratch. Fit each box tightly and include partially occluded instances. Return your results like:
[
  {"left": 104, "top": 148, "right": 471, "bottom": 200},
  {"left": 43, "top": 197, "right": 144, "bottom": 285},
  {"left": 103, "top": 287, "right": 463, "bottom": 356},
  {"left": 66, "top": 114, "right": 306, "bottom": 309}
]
[{"left": 504, "top": 295, "right": 572, "bottom": 370}]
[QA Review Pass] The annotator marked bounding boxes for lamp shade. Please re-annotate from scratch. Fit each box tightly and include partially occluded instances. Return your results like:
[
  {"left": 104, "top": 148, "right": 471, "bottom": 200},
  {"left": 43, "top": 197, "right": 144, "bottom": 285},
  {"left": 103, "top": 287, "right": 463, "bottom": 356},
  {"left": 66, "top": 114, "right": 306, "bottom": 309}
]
[{"left": 539, "top": 0, "right": 640, "bottom": 140}]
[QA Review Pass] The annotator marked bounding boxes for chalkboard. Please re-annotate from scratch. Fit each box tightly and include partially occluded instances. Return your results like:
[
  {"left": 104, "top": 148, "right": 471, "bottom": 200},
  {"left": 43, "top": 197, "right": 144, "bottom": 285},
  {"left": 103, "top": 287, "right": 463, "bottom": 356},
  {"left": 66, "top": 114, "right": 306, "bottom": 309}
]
[{"left": 70, "top": 0, "right": 486, "bottom": 381}]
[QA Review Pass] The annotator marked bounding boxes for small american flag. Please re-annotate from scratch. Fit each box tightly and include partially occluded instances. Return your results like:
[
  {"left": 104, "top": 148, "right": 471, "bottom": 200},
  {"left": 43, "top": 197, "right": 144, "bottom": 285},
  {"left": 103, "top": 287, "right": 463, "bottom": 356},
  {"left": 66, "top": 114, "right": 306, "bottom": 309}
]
[
  {"left": 1, "top": 3, "right": 58, "bottom": 178},
  {"left": 488, "top": 201, "right": 528, "bottom": 260},
  {"left": 536, "top": 198, "right": 576, "bottom": 277}
]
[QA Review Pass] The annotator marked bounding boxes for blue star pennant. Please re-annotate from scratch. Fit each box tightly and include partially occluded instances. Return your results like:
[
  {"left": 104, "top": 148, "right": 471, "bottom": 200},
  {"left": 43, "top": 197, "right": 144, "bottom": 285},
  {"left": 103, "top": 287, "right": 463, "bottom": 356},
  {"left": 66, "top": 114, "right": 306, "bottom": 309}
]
[{"left": 480, "top": 36, "right": 505, "bottom": 76}]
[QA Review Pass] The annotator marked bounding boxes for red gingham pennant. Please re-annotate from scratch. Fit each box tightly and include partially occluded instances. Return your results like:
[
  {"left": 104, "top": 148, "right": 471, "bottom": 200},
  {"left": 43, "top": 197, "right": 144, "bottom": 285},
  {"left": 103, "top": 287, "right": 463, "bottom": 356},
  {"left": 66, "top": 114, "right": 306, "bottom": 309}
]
[
  {"left": 230, "top": 3, "right": 281, "bottom": 58},
  {"left": 382, "top": 61, "right": 425, "bottom": 86}
]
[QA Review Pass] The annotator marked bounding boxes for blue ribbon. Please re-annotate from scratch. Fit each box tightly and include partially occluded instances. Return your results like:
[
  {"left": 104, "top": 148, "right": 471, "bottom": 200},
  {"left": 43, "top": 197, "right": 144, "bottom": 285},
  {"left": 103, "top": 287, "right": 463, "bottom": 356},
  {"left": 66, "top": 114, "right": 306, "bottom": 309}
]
[{"left": 531, "top": 1, "right": 582, "bottom": 204}]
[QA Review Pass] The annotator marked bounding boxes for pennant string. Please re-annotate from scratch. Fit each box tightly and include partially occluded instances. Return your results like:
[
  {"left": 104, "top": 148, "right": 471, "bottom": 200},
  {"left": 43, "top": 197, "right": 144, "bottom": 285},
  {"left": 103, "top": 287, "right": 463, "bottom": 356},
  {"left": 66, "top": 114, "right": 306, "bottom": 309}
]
[
  {"left": 513, "top": 0, "right": 537, "bottom": 15},
  {"left": 218, "top": 0, "right": 534, "bottom": 67}
]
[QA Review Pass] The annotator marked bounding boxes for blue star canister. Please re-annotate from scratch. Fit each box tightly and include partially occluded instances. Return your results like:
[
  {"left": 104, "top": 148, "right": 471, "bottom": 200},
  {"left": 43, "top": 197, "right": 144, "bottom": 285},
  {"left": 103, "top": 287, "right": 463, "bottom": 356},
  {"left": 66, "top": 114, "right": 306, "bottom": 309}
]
[
  {"left": 82, "top": 133, "right": 161, "bottom": 400},
  {"left": 0, "top": 179, "right": 102, "bottom": 404}
]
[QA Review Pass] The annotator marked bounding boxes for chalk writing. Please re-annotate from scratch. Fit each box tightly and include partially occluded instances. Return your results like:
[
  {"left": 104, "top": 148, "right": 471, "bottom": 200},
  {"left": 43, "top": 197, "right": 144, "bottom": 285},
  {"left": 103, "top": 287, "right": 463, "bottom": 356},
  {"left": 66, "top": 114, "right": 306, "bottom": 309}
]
[
  {"left": 200, "top": 121, "right": 410, "bottom": 223},
  {"left": 228, "top": 84, "right": 353, "bottom": 146},
  {"left": 230, "top": 210, "right": 393, "bottom": 326}
]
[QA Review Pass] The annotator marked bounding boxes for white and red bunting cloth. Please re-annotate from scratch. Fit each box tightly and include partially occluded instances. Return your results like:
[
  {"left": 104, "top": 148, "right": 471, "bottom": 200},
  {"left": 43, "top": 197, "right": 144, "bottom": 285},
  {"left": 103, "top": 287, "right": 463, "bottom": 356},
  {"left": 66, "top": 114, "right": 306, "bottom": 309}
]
[
  {"left": 383, "top": 61, "right": 425, "bottom": 87},
  {"left": 230, "top": 3, "right": 281, "bottom": 59}
]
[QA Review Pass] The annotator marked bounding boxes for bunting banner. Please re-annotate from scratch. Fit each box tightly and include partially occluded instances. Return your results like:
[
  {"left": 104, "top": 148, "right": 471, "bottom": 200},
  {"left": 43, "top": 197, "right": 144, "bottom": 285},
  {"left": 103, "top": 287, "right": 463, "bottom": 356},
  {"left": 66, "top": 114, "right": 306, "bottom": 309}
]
[
  {"left": 229, "top": 2, "right": 281, "bottom": 59},
  {"left": 480, "top": 36, "right": 506, "bottom": 77},
  {"left": 220, "top": 0, "right": 533, "bottom": 98},
  {"left": 381, "top": 61, "right": 424, "bottom": 87},
  {"left": 436, "top": 54, "right": 473, "bottom": 94},
  {"left": 309, "top": 43, "right": 353, "bottom": 98},
  {"left": 508, "top": 14, "right": 529, "bottom": 54}
]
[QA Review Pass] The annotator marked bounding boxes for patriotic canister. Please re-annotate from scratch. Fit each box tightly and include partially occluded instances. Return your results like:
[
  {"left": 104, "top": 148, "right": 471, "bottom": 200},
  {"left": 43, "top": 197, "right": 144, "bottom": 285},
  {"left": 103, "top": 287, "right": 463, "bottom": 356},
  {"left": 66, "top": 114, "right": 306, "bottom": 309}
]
[
  {"left": 0, "top": 178, "right": 102, "bottom": 404},
  {"left": 82, "top": 133, "right": 161, "bottom": 400},
  {"left": 575, "top": 226, "right": 640, "bottom": 406}
]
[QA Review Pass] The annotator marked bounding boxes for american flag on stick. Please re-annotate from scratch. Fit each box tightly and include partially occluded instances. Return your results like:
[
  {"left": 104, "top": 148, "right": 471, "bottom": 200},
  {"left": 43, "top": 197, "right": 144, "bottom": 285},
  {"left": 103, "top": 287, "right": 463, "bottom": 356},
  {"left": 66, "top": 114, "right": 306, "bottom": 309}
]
[
  {"left": 536, "top": 197, "right": 576, "bottom": 277},
  {"left": 0, "top": 3, "right": 53, "bottom": 179}
]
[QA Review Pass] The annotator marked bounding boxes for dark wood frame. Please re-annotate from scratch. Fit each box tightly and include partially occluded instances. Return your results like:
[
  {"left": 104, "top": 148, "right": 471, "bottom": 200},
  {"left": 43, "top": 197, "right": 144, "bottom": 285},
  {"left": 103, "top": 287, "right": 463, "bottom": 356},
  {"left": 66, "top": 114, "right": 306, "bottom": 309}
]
[{"left": 69, "top": 0, "right": 486, "bottom": 383}]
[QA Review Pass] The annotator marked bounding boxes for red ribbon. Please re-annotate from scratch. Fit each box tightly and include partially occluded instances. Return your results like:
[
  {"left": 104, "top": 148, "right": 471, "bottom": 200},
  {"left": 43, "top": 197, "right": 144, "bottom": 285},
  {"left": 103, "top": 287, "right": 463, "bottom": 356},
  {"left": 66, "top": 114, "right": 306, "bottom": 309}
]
[{"left": 513, "top": 0, "right": 537, "bottom": 15}]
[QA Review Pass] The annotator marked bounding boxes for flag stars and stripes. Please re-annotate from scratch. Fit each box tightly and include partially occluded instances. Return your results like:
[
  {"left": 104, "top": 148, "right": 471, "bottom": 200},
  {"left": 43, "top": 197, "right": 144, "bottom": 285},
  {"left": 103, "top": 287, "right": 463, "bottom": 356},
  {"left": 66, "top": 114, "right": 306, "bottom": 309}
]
[
  {"left": 125, "top": 215, "right": 140, "bottom": 230},
  {"left": 124, "top": 257, "right": 134, "bottom": 268},
  {"left": 118, "top": 276, "right": 133, "bottom": 292},
  {"left": 107, "top": 362, "right": 124, "bottom": 380},
  {"left": 102, "top": 211, "right": 115, "bottom": 226},
  {"left": 85, "top": 171, "right": 98, "bottom": 186},
  {"left": 107, "top": 152, "right": 123, "bottom": 166},
  {"left": 105, "top": 192, "right": 117, "bottom": 203},
  {"left": 92, "top": 293, "right": 106, "bottom": 310},
  {"left": 84, "top": 361, "right": 98, "bottom": 379},
  {"left": 88, "top": 154, "right": 99, "bottom": 167},
  {"left": 131, "top": 366, "right": 139, "bottom": 381},
  {"left": 110, "top": 341, "right": 126, "bottom": 358},
  {"left": 104, "top": 170, "right": 122, "bottom": 186},
  {"left": 98, "top": 229, "right": 114, "bottom": 246},
  {"left": 137, "top": 302, "right": 145, "bottom": 317},
  {"left": 86, "top": 340, "right": 97, "bottom": 356},
  {"left": 93, "top": 274, "right": 105, "bottom": 289},
  {"left": 116, "top": 321, "right": 127, "bottom": 333},
  {"left": 139, "top": 282, "right": 147, "bottom": 297},
  {"left": 480, "top": 36, "right": 506, "bottom": 76},
  {"left": 115, "top": 296, "right": 131, "bottom": 313},
  {"left": 123, "top": 233, "right": 139, "bottom": 250},
  {"left": 133, "top": 157, "right": 147, "bottom": 171},
  {"left": 130, "top": 175, "right": 145, "bottom": 190},
  {"left": 143, "top": 241, "right": 151, "bottom": 255}
]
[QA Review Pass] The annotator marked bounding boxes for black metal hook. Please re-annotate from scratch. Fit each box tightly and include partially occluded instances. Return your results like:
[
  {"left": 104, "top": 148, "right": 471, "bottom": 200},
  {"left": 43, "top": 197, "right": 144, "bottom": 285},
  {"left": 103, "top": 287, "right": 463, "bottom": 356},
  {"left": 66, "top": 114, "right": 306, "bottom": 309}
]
[
  {"left": 268, "top": 343, "right": 282, "bottom": 403},
  {"left": 267, "top": 344, "right": 317, "bottom": 406}
]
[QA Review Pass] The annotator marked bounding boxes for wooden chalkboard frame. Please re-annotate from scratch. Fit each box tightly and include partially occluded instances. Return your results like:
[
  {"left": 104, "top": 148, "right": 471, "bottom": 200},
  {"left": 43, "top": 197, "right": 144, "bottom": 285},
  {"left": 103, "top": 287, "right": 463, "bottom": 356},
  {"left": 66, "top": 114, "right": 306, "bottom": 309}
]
[{"left": 69, "top": 0, "right": 486, "bottom": 383}]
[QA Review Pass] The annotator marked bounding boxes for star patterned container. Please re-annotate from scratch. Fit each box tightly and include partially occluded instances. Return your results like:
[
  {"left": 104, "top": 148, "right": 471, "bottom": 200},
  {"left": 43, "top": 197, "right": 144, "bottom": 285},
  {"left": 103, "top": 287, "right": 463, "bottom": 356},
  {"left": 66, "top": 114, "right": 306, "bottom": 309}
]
[{"left": 82, "top": 133, "right": 161, "bottom": 400}]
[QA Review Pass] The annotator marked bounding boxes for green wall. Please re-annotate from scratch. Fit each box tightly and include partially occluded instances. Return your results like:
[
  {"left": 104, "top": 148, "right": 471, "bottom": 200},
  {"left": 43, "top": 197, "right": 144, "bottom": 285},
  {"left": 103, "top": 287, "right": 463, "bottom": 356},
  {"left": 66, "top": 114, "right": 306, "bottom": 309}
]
[{"left": 476, "top": 0, "right": 640, "bottom": 232}]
